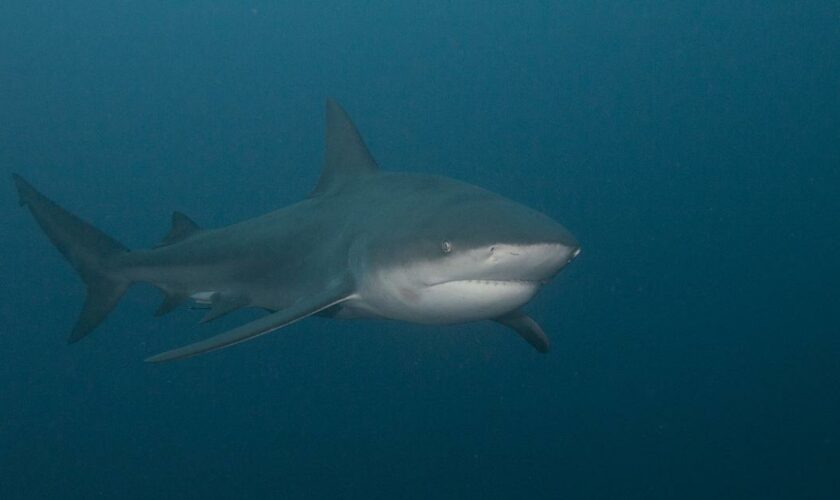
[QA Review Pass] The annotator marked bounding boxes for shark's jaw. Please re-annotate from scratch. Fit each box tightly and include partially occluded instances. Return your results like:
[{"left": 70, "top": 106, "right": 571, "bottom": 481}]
[
  {"left": 348, "top": 242, "right": 580, "bottom": 324},
  {"left": 419, "top": 243, "right": 579, "bottom": 287},
  {"left": 406, "top": 278, "right": 543, "bottom": 324}
]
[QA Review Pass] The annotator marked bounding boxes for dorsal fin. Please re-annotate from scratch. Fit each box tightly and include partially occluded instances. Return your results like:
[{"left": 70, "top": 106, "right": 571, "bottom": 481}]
[
  {"left": 158, "top": 211, "right": 201, "bottom": 247},
  {"left": 311, "top": 99, "right": 379, "bottom": 196}
]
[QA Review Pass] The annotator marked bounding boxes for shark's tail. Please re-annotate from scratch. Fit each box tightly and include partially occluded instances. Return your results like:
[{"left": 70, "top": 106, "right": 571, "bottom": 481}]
[{"left": 12, "top": 174, "right": 132, "bottom": 342}]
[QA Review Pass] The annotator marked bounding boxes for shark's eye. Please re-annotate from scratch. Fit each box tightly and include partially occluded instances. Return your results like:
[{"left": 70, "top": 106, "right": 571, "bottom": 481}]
[{"left": 441, "top": 240, "right": 453, "bottom": 254}]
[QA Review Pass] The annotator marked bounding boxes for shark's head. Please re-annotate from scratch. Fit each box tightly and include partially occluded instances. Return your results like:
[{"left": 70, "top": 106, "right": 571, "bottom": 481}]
[{"left": 356, "top": 178, "right": 580, "bottom": 324}]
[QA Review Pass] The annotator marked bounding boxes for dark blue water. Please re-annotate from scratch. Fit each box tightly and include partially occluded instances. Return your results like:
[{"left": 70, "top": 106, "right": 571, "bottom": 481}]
[{"left": 2, "top": 2, "right": 838, "bottom": 498}]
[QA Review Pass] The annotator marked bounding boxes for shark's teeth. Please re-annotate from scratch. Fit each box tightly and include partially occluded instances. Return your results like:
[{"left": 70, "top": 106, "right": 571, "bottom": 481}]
[{"left": 438, "top": 279, "right": 542, "bottom": 286}]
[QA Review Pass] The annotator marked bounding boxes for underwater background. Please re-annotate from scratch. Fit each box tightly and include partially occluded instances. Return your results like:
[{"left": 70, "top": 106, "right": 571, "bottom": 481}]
[{"left": 1, "top": 1, "right": 838, "bottom": 498}]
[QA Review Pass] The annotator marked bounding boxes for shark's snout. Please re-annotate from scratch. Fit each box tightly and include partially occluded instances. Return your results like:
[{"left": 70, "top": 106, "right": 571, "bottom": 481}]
[
  {"left": 530, "top": 242, "right": 579, "bottom": 280},
  {"left": 548, "top": 222, "right": 580, "bottom": 253},
  {"left": 541, "top": 219, "right": 580, "bottom": 274},
  {"left": 460, "top": 241, "right": 576, "bottom": 284}
]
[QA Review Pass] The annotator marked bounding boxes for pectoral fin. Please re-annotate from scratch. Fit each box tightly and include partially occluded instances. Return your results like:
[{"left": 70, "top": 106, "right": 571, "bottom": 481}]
[
  {"left": 146, "top": 282, "right": 355, "bottom": 363},
  {"left": 494, "top": 311, "right": 550, "bottom": 353}
]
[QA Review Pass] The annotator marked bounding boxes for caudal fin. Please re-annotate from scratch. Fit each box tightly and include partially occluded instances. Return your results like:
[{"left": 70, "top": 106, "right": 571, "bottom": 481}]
[{"left": 13, "top": 174, "right": 131, "bottom": 342}]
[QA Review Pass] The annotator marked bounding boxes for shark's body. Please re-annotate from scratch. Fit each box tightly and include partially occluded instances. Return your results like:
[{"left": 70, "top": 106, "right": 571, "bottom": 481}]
[{"left": 14, "top": 100, "right": 580, "bottom": 362}]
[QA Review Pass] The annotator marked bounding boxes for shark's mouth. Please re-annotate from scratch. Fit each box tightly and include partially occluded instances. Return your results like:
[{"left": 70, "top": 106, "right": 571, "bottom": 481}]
[
  {"left": 429, "top": 278, "right": 546, "bottom": 287},
  {"left": 416, "top": 243, "right": 576, "bottom": 290},
  {"left": 392, "top": 277, "right": 543, "bottom": 324}
]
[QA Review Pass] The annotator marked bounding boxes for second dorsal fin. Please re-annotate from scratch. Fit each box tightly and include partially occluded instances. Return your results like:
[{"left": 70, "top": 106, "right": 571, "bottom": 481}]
[
  {"left": 158, "top": 211, "right": 201, "bottom": 247},
  {"left": 311, "top": 99, "right": 379, "bottom": 196}
]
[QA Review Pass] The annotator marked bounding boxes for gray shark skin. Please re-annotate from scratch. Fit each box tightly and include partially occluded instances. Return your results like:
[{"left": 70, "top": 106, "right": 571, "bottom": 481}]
[{"left": 13, "top": 100, "right": 581, "bottom": 362}]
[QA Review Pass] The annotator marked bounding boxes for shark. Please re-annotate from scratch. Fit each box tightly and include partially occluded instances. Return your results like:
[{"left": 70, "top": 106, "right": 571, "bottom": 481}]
[{"left": 13, "top": 100, "right": 581, "bottom": 363}]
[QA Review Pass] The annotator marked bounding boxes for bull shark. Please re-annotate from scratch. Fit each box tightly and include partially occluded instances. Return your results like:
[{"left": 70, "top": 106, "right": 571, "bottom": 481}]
[{"left": 13, "top": 100, "right": 580, "bottom": 363}]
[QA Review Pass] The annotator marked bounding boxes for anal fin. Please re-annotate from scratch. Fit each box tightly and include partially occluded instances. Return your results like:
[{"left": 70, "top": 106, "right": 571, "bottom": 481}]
[{"left": 155, "top": 291, "right": 188, "bottom": 317}]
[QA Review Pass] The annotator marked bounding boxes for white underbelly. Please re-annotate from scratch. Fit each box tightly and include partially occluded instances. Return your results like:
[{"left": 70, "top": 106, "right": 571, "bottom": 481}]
[{"left": 347, "top": 279, "right": 541, "bottom": 324}]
